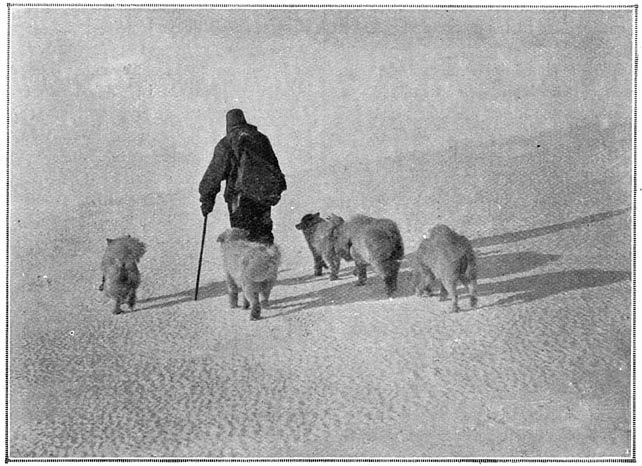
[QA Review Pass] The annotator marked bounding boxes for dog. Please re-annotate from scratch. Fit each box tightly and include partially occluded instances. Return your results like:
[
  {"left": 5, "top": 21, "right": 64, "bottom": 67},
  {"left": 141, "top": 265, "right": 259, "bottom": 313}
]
[
  {"left": 99, "top": 235, "right": 146, "bottom": 314},
  {"left": 333, "top": 214, "right": 404, "bottom": 297},
  {"left": 217, "top": 228, "right": 281, "bottom": 321},
  {"left": 413, "top": 224, "right": 478, "bottom": 313},
  {"left": 295, "top": 212, "right": 345, "bottom": 280}
]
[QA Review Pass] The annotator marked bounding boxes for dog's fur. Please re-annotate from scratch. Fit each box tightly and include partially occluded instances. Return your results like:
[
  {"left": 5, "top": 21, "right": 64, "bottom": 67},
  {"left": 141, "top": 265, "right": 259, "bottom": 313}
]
[
  {"left": 333, "top": 214, "right": 404, "bottom": 297},
  {"left": 413, "top": 224, "right": 478, "bottom": 312},
  {"left": 99, "top": 235, "right": 146, "bottom": 314},
  {"left": 295, "top": 212, "right": 345, "bottom": 280},
  {"left": 217, "top": 228, "right": 281, "bottom": 320}
]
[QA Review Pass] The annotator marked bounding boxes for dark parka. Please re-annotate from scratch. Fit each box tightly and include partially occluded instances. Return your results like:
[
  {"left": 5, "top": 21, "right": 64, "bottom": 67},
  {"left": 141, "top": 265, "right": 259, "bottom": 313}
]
[{"left": 199, "top": 110, "right": 286, "bottom": 212}]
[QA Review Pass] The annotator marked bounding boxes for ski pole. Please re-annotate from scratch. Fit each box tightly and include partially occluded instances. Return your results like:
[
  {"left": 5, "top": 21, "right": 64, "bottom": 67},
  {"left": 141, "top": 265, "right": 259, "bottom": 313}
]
[{"left": 194, "top": 214, "right": 208, "bottom": 301}]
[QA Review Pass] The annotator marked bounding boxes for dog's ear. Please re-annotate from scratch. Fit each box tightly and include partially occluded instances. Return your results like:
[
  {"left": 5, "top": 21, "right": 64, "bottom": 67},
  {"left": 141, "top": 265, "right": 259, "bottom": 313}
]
[
  {"left": 236, "top": 229, "right": 250, "bottom": 240},
  {"left": 216, "top": 231, "right": 227, "bottom": 243},
  {"left": 328, "top": 214, "right": 344, "bottom": 226},
  {"left": 225, "top": 228, "right": 250, "bottom": 241},
  {"left": 296, "top": 213, "right": 315, "bottom": 229},
  {"left": 106, "top": 238, "right": 113, "bottom": 244}
]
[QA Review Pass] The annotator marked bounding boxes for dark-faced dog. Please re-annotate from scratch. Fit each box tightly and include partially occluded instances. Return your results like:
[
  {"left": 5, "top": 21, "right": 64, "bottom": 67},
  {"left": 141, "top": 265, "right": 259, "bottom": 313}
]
[{"left": 295, "top": 212, "right": 344, "bottom": 280}]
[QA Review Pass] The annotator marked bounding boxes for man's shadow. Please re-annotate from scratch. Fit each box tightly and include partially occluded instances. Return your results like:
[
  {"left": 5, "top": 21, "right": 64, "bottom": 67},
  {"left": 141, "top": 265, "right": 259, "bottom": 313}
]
[
  {"left": 135, "top": 280, "right": 228, "bottom": 312},
  {"left": 128, "top": 267, "right": 317, "bottom": 314}
]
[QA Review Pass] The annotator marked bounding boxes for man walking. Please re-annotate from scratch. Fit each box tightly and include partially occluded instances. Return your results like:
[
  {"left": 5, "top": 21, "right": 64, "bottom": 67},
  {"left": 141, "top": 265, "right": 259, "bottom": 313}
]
[{"left": 199, "top": 109, "right": 286, "bottom": 244}]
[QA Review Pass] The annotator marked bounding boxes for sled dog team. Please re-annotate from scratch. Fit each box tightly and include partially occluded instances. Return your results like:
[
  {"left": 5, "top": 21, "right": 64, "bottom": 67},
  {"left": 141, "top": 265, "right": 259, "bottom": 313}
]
[{"left": 100, "top": 215, "right": 478, "bottom": 320}]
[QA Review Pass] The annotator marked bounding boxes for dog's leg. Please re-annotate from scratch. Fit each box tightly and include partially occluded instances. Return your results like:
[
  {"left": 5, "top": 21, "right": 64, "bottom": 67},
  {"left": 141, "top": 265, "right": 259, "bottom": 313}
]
[
  {"left": 354, "top": 263, "right": 367, "bottom": 286},
  {"left": 245, "top": 282, "right": 261, "bottom": 320},
  {"left": 325, "top": 253, "right": 340, "bottom": 281},
  {"left": 381, "top": 259, "right": 400, "bottom": 297},
  {"left": 250, "top": 305, "right": 261, "bottom": 320},
  {"left": 439, "top": 283, "right": 448, "bottom": 301},
  {"left": 443, "top": 278, "right": 459, "bottom": 313},
  {"left": 414, "top": 268, "right": 432, "bottom": 297},
  {"left": 464, "top": 253, "right": 478, "bottom": 308},
  {"left": 260, "top": 281, "right": 272, "bottom": 308},
  {"left": 127, "top": 289, "right": 137, "bottom": 310},
  {"left": 227, "top": 273, "right": 239, "bottom": 308},
  {"left": 113, "top": 298, "right": 123, "bottom": 315},
  {"left": 313, "top": 254, "right": 325, "bottom": 277},
  {"left": 99, "top": 275, "right": 105, "bottom": 292},
  {"left": 468, "top": 279, "right": 478, "bottom": 308}
]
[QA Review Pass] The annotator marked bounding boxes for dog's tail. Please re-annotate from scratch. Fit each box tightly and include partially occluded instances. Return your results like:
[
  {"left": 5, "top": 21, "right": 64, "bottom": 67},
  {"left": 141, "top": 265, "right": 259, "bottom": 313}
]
[
  {"left": 115, "top": 259, "right": 140, "bottom": 284},
  {"left": 463, "top": 249, "right": 477, "bottom": 281},
  {"left": 388, "top": 225, "right": 405, "bottom": 261},
  {"left": 117, "top": 263, "right": 128, "bottom": 282}
]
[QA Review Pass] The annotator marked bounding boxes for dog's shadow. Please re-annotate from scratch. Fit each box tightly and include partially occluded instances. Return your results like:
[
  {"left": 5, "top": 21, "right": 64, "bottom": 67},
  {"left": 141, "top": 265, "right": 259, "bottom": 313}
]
[
  {"left": 131, "top": 208, "right": 629, "bottom": 316},
  {"left": 472, "top": 207, "right": 629, "bottom": 248},
  {"left": 476, "top": 268, "right": 630, "bottom": 308},
  {"left": 264, "top": 248, "right": 628, "bottom": 318},
  {"left": 265, "top": 249, "right": 559, "bottom": 317},
  {"left": 265, "top": 269, "right": 413, "bottom": 319},
  {"left": 476, "top": 251, "right": 561, "bottom": 280}
]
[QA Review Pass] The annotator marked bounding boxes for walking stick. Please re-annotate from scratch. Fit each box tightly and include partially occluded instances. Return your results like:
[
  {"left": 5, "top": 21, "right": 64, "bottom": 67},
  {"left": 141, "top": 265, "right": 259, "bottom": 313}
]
[{"left": 194, "top": 214, "right": 208, "bottom": 301}]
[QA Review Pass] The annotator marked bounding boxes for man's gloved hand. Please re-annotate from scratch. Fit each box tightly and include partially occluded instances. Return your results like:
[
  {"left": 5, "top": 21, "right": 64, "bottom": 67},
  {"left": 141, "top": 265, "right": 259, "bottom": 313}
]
[{"left": 200, "top": 200, "right": 214, "bottom": 217}]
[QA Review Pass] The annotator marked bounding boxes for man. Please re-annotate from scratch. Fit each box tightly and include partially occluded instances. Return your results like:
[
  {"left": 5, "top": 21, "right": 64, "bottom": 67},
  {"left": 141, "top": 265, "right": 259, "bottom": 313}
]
[{"left": 199, "top": 109, "right": 286, "bottom": 244}]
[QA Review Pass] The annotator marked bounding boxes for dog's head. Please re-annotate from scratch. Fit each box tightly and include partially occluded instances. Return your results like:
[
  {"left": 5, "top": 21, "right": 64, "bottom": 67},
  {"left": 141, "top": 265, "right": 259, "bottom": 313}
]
[
  {"left": 217, "top": 228, "right": 250, "bottom": 243},
  {"left": 295, "top": 212, "right": 323, "bottom": 231},
  {"left": 106, "top": 234, "right": 132, "bottom": 245}
]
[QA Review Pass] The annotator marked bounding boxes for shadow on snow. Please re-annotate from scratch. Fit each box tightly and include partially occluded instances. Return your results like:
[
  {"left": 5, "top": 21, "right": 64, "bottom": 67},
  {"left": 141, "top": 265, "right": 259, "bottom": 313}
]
[
  {"left": 265, "top": 206, "right": 630, "bottom": 318},
  {"left": 135, "top": 280, "right": 227, "bottom": 312},
  {"left": 477, "top": 268, "right": 630, "bottom": 308},
  {"left": 134, "top": 208, "right": 629, "bottom": 316},
  {"left": 472, "top": 207, "right": 629, "bottom": 249}
]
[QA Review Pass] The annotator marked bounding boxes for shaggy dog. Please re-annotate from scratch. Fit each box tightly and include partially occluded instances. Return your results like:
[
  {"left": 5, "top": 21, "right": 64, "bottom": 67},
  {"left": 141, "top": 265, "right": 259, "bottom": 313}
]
[
  {"left": 217, "top": 228, "right": 281, "bottom": 321},
  {"left": 295, "top": 212, "right": 345, "bottom": 280},
  {"left": 99, "top": 235, "right": 146, "bottom": 314},
  {"left": 413, "top": 224, "right": 478, "bottom": 313},
  {"left": 333, "top": 214, "right": 404, "bottom": 297}
]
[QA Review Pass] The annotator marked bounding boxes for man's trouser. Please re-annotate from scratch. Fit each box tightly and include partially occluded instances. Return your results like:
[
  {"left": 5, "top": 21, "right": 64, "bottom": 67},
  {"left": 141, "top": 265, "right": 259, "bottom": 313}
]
[{"left": 227, "top": 196, "right": 274, "bottom": 244}]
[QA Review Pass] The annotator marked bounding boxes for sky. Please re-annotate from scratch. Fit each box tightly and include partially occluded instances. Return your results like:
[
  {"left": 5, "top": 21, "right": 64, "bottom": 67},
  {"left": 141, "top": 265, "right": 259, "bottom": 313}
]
[{"left": 8, "top": 8, "right": 633, "bottom": 219}]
